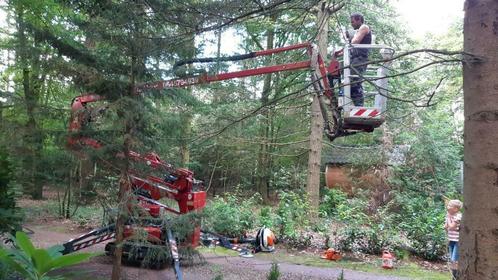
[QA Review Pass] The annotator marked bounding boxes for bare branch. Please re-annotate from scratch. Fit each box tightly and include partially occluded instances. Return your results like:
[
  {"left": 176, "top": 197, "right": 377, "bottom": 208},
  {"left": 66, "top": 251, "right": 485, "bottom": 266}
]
[{"left": 425, "top": 76, "right": 446, "bottom": 107}]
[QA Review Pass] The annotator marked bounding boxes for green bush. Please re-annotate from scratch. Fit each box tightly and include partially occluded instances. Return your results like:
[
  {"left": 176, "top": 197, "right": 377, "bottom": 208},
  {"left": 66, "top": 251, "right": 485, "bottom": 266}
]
[
  {"left": 333, "top": 195, "right": 401, "bottom": 254},
  {"left": 392, "top": 193, "right": 447, "bottom": 260},
  {"left": 274, "top": 190, "right": 313, "bottom": 248},
  {"left": 202, "top": 192, "right": 260, "bottom": 237},
  {"left": 337, "top": 225, "right": 374, "bottom": 253},
  {"left": 335, "top": 197, "right": 369, "bottom": 225},
  {"left": 284, "top": 231, "right": 313, "bottom": 249},
  {"left": 331, "top": 192, "right": 447, "bottom": 260},
  {"left": 336, "top": 221, "right": 401, "bottom": 255},
  {"left": 203, "top": 189, "right": 313, "bottom": 248},
  {"left": 274, "top": 190, "right": 310, "bottom": 239},
  {"left": 0, "top": 147, "right": 23, "bottom": 235},
  {"left": 270, "top": 166, "right": 306, "bottom": 192},
  {"left": 319, "top": 188, "right": 348, "bottom": 217},
  {"left": 258, "top": 206, "right": 274, "bottom": 228}
]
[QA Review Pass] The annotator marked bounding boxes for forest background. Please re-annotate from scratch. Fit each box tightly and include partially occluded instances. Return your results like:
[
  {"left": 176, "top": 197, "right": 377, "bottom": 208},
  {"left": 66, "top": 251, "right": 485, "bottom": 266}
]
[{"left": 0, "top": 0, "right": 464, "bottom": 273}]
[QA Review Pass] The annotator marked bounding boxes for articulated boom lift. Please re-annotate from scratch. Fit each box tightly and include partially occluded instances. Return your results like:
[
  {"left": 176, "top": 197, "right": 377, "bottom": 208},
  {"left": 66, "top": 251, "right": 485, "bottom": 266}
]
[
  {"left": 63, "top": 41, "right": 393, "bottom": 279},
  {"left": 136, "top": 42, "right": 394, "bottom": 140}
]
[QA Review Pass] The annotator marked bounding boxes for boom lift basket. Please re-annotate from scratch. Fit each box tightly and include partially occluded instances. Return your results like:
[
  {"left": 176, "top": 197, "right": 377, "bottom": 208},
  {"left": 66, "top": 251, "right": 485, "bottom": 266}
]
[{"left": 340, "top": 44, "right": 394, "bottom": 131}]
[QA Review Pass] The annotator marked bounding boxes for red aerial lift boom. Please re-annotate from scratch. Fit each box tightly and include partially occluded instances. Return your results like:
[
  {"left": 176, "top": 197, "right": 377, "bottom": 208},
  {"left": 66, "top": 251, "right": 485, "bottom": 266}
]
[{"left": 135, "top": 41, "right": 394, "bottom": 139}]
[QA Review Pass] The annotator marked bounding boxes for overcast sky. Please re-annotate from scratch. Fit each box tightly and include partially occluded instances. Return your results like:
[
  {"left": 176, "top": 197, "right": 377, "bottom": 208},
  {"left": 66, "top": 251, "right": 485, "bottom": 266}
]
[{"left": 393, "top": 0, "right": 464, "bottom": 38}]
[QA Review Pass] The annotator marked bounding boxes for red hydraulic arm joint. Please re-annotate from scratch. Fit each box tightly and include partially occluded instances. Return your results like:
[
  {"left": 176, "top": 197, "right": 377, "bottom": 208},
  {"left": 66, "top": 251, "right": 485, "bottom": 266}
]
[
  {"left": 310, "top": 46, "right": 334, "bottom": 100},
  {"left": 67, "top": 94, "right": 206, "bottom": 217}
]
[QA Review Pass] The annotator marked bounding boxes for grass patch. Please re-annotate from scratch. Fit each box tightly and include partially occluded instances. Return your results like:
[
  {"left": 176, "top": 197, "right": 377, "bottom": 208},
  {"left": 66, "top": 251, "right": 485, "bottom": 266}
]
[
  {"left": 260, "top": 251, "right": 451, "bottom": 280},
  {"left": 199, "top": 247, "right": 451, "bottom": 280},
  {"left": 22, "top": 200, "right": 60, "bottom": 222},
  {"left": 21, "top": 199, "right": 103, "bottom": 227},
  {"left": 71, "top": 205, "right": 104, "bottom": 227},
  {"left": 198, "top": 245, "right": 241, "bottom": 257}
]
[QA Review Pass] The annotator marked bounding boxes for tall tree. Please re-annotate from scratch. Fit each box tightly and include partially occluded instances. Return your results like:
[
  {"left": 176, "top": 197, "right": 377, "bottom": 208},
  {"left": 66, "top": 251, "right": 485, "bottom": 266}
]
[
  {"left": 14, "top": 5, "right": 44, "bottom": 199},
  {"left": 177, "top": 32, "right": 196, "bottom": 167},
  {"left": 255, "top": 12, "right": 278, "bottom": 204},
  {"left": 306, "top": 0, "right": 330, "bottom": 218},
  {"left": 459, "top": 0, "right": 498, "bottom": 279}
]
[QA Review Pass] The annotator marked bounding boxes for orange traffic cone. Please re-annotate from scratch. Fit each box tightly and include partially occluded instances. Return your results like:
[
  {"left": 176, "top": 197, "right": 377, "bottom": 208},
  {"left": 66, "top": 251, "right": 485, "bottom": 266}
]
[{"left": 381, "top": 250, "right": 394, "bottom": 269}]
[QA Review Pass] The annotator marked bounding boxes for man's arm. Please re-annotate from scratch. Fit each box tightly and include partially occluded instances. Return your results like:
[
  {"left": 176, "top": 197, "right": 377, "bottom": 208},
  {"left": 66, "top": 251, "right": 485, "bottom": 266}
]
[{"left": 351, "top": 24, "right": 369, "bottom": 44}]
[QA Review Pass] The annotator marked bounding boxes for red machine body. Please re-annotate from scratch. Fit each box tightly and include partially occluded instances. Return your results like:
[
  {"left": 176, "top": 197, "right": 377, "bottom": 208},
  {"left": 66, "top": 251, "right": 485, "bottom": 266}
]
[
  {"left": 69, "top": 94, "right": 206, "bottom": 210},
  {"left": 68, "top": 94, "right": 207, "bottom": 247}
]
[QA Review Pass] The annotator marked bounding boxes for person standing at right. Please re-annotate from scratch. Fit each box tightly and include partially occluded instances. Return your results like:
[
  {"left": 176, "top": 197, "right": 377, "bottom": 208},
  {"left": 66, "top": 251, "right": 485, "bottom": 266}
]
[
  {"left": 348, "top": 12, "right": 371, "bottom": 106},
  {"left": 444, "top": 199, "right": 462, "bottom": 279}
]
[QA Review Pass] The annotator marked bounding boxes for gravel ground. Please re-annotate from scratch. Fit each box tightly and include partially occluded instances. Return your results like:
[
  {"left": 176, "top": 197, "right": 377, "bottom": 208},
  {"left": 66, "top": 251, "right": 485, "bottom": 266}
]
[
  {"left": 54, "top": 253, "right": 409, "bottom": 280},
  {"left": 28, "top": 223, "right": 409, "bottom": 280}
]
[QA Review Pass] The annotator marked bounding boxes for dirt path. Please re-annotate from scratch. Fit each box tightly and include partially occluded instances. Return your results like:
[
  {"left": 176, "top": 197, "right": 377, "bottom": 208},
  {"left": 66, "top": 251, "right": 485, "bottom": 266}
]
[
  {"left": 25, "top": 223, "right": 408, "bottom": 280},
  {"left": 198, "top": 253, "right": 408, "bottom": 280},
  {"left": 55, "top": 254, "right": 409, "bottom": 280}
]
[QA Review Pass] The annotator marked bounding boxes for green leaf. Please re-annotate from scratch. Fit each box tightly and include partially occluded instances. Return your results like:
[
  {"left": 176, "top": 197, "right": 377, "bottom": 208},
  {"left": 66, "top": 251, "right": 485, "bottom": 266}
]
[
  {"left": 3, "top": 245, "right": 32, "bottom": 266},
  {"left": 47, "top": 244, "right": 64, "bottom": 259},
  {"left": 47, "top": 252, "right": 95, "bottom": 272},
  {"left": 33, "top": 248, "right": 52, "bottom": 275},
  {"left": 15, "top": 231, "right": 36, "bottom": 259},
  {"left": 0, "top": 248, "right": 32, "bottom": 278}
]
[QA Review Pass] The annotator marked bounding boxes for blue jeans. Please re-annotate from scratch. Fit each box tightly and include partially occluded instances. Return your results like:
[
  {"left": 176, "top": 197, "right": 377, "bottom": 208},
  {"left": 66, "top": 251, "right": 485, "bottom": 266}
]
[
  {"left": 448, "top": 241, "right": 459, "bottom": 262},
  {"left": 350, "top": 56, "right": 368, "bottom": 106}
]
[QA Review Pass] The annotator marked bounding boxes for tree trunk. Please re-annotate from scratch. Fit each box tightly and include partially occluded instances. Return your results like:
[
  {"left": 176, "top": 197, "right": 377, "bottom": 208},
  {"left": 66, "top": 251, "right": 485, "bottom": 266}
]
[
  {"left": 459, "top": 1, "right": 498, "bottom": 279},
  {"left": 111, "top": 28, "right": 142, "bottom": 279},
  {"left": 179, "top": 33, "right": 195, "bottom": 168},
  {"left": 17, "top": 9, "right": 43, "bottom": 199},
  {"left": 255, "top": 13, "right": 277, "bottom": 204},
  {"left": 307, "top": 95, "right": 323, "bottom": 218},
  {"left": 111, "top": 171, "right": 129, "bottom": 280},
  {"left": 79, "top": 158, "right": 94, "bottom": 204},
  {"left": 111, "top": 75, "right": 136, "bottom": 280},
  {"left": 179, "top": 112, "right": 192, "bottom": 166},
  {"left": 306, "top": 1, "right": 328, "bottom": 219}
]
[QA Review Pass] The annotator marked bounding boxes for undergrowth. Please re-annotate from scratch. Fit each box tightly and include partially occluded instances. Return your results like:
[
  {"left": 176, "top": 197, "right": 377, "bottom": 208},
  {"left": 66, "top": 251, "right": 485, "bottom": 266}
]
[{"left": 202, "top": 186, "right": 449, "bottom": 261}]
